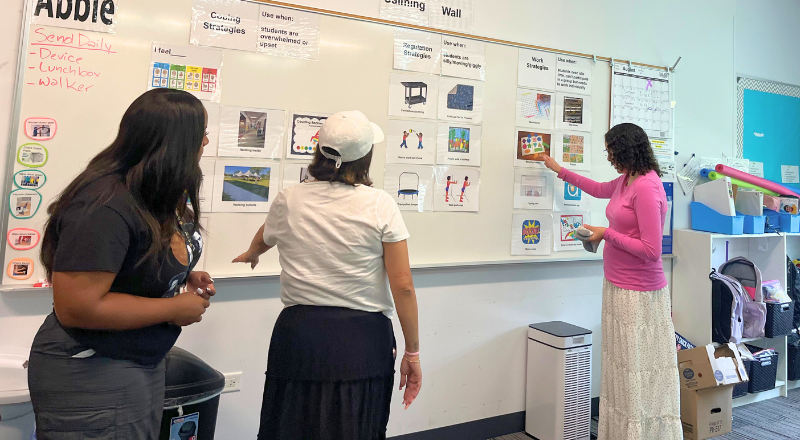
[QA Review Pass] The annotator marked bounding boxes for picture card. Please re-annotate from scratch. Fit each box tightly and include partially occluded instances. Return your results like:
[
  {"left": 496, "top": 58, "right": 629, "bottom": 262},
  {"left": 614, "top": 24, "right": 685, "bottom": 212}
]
[
  {"left": 190, "top": 0, "right": 259, "bottom": 52},
  {"left": 385, "top": 119, "right": 437, "bottom": 165},
  {"left": 437, "top": 76, "right": 483, "bottom": 124},
  {"left": 198, "top": 158, "right": 215, "bottom": 213},
  {"left": 218, "top": 106, "right": 285, "bottom": 159},
  {"left": 515, "top": 88, "right": 554, "bottom": 129},
  {"left": 556, "top": 93, "right": 592, "bottom": 132},
  {"left": 202, "top": 102, "right": 220, "bottom": 157},
  {"left": 17, "top": 143, "right": 48, "bottom": 168},
  {"left": 13, "top": 169, "right": 46, "bottom": 190},
  {"left": 24, "top": 118, "right": 57, "bottom": 141},
  {"left": 212, "top": 159, "right": 281, "bottom": 212},
  {"left": 257, "top": 4, "right": 321, "bottom": 60},
  {"left": 7, "top": 258, "right": 34, "bottom": 281},
  {"left": 513, "top": 129, "right": 551, "bottom": 168},
  {"left": 513, "top": 168, "right": 554, "bottom": 210},
  {"left": 511, "top": 213, "right": 553, "bottom": 256},
  {"left": 383, "top": 164, "right": 436, "bottom": 212},
  {"left": 553, "top": 211, "right": 589, "bottom": 252},
  {"left": 436, "top": 123, "right": 481, "bottom": 167},
  {"left": 393, "top": 28, "right": 442, "bottom": 74},
  {"left": 388, "top": 72, "right": 439, "bottom": 120},
  {"left": 7, "top": 228, "right": 41, "bottom": 251},
  {"left": 282, "top": 162, "right": 312, "bottom": 189},
  {"left": 518, "top": 49, "right": 556, "bottom": 91},
  {"left": 287, "top": 111, "right": 330, "bottom": 159},
  {"left": 554, "top": 131, "right": 592, "bottom": 172},
  {"left": 433, "top": 166, "right": 480, "bottom": 212},
  {"left": 441, "top": 36, "right": 485, "bottom": 81},
  {"left": 554, "top": 172, "right": 591, "bottom": 211},
  {"left": 556, "top": 54, "right": 592, "bottom": 95},
  {"left": 9, "top": 189, "right": 42, "bottom": 219}
]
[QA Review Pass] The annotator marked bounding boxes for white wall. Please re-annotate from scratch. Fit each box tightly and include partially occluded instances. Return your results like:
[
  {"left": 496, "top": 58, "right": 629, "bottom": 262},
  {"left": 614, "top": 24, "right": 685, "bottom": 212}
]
[
  {"left": 735, "top": 0, "right": 800, "bottom": 85},
  {"left": 0, "top": 0, "right": 796, "bottom": 438}
]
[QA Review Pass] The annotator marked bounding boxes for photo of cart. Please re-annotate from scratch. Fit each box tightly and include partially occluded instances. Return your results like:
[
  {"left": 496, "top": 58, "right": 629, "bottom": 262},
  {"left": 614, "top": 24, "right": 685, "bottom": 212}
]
[
  {"left": 401, "top": 82, "right": 428, "bottom": 108},
  {"left": 398, "top": 172, "right": 420, "bottom": 199}
]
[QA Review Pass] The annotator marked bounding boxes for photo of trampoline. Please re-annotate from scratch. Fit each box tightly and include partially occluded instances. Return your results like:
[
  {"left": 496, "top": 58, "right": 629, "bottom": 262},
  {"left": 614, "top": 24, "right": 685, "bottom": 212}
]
[{"left": 397, "top": 172, "right": 420, "bottom": 199}]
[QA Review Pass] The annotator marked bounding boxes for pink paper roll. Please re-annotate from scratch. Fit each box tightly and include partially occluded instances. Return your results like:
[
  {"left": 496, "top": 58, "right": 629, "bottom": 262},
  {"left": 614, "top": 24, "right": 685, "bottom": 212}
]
[{"left": 714, "top": 164, "right": 800, "bottom": 198}]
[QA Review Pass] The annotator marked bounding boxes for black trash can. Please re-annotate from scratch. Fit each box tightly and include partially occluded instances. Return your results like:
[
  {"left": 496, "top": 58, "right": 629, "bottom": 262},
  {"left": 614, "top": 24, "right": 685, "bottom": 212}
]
[{"left": 159, "top": 347, "right": 225, "bottom": 440}]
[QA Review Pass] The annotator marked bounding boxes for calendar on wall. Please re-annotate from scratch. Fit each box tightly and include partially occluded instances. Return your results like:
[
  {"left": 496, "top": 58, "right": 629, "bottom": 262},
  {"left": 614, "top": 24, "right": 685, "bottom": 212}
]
[{"left": 610, "top": 63, "right": 672, "bottom": 139}]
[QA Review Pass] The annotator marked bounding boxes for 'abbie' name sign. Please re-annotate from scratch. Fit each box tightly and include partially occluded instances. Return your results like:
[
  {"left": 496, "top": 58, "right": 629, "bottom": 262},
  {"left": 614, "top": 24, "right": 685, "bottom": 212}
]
[{"left": 32, "top": 0, "right": 118, "bottom": 33}]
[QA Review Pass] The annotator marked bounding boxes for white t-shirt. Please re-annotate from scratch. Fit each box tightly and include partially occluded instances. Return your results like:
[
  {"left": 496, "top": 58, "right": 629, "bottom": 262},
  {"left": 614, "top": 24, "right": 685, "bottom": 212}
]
[{"left": 263, "top": 181, "right": 410, "bottom": 316}]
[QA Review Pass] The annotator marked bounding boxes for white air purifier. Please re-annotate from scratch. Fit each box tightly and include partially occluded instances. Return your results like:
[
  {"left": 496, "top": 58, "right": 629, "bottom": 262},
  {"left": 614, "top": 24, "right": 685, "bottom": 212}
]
[{"left": 525, "top": 321, "right": 592, "bottom": 440}]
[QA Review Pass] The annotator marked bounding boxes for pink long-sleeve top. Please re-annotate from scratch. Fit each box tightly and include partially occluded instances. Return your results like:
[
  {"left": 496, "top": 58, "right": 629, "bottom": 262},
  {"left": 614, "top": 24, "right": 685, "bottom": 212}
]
[{"left": 558, "top": 168, "right": 668, "bottom": 292}]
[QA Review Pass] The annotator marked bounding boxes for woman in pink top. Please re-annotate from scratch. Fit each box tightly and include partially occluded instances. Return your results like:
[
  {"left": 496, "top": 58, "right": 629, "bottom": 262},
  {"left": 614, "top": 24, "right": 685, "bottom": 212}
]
[{"left": 539, "top": 123, "right": 681, "bottom": 440}]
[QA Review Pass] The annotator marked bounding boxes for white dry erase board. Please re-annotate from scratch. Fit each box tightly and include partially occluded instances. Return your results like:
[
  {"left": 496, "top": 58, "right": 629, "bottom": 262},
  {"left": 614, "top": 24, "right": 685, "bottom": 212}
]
[{"left": 2, "top": 0, "right": 667, "bottom": 285}]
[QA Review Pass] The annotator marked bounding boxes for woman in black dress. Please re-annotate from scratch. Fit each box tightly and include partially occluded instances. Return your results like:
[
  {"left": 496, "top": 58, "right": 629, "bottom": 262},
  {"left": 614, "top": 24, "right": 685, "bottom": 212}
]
[{"left": 28, "top": 88, "right": 216, "bottom": 439}]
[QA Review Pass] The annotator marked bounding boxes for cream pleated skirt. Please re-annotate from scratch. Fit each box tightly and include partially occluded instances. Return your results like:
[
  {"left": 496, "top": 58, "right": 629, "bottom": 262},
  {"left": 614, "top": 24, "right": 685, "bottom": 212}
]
[{"left": 598, "top": 278, "right": 683, "bottom": 440}]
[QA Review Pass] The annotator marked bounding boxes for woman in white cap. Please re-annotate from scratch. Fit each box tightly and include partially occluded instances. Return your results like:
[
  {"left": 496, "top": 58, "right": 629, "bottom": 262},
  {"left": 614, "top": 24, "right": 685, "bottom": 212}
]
[{"left": 234, "top": 111, "right": 422, "bottom": 440}]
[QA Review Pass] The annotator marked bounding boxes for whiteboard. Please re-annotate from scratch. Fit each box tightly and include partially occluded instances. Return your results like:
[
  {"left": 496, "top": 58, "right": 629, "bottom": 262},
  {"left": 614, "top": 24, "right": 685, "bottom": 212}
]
[{"left": 3, "top": 0, "right": 629, "bottom": 284}]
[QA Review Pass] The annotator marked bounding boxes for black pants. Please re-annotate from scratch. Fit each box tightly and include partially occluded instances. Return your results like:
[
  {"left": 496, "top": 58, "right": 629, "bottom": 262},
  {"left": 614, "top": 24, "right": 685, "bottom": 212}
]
[{"left": 257, "top": 305, "right": 396, "bottom": 440}]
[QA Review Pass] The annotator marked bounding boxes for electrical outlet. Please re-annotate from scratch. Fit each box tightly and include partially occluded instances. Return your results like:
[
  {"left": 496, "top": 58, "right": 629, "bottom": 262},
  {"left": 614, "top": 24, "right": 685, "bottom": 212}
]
[{"left": 223, "top": 372, "right": 242, "bottom": 393}]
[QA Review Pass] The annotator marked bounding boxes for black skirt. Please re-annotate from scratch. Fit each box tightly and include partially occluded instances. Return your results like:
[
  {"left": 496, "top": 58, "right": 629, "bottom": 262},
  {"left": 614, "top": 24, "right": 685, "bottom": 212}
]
[{"left": 257, "top": 305, "right": 396, "bottom": 440}]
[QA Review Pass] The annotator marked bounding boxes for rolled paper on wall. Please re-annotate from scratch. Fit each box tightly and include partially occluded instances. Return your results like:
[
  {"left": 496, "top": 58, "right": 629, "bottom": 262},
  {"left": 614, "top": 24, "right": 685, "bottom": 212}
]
[
  {"left": 706, "top": 171, "right": 780, "bottom": 196},
  {"left": 714, "top": 164, "right": 800, "bottom": 198}
]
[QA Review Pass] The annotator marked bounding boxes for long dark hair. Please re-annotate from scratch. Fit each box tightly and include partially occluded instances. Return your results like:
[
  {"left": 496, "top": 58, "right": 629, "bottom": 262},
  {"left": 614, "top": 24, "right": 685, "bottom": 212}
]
[
  {"left": 307, "top": 146, "right": 374, "bottom": 186},
  {"left": 41, "top": 89, "right": 206, "bottom": 278},
  {"left": 604, "top": 123, "right": 662, "bottom": 177}
]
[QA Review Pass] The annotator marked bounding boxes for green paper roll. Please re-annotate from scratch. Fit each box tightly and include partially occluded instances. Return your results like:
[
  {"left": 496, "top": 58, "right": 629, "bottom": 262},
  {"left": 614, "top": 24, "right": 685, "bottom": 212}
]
[{"left": 707, "top": 171, "right": 780, "bottom": 196}]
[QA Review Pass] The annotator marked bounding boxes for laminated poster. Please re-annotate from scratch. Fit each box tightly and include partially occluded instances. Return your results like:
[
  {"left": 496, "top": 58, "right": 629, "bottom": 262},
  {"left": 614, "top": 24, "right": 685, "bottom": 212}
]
[
  {"left": 287, "top": 112, "right": 330, "bottom": 159},
  {"left": 202, "top": 102, "right": 220, "bottom": 157},
  {"left": 149, "top": 42, "right": 222, "bottom": 102},
  {"left": 282, "top": 162, "right": 312, "bottom": 190},
  {"left": 190, "top": 0, "right": 259, "bottom": 52},
  {"left": 393, "top": 28, "right": 442, "bottom": 74},
  {"left": 513, "top": 129, "right": 551, "bottom": 168},
  {"left": 441, "top": 36, "right": 485, "bottom": 81},
  {"left": 428, "top": 0, "right": 475, "bottom": 33},
  {"left": 7, "top": 258, "right": 34, "bottom": 281},
  {"left": 554, "top": 131, "right": 592, "bottom": 172},
  {"left": 555, "top": 93, "right": 592, "bottom": 132},
  {"left": 17, "top": 143, "right": 48, "bottom": 168},
  {"left": 556, "top": 54, "right": 592, "bottom": 95},
  {"left": 433, "top": 166, "right": 480, "bottom": 212},
  {"left": 511, "top": 213, "right": 553, "bottom": 256},
  {"left": 31, "top": 0, "right": 118, "bottom": 33},
  {"left": 211, "top": 159, "right": 281, "bottom": 213},
  {"left": 7, "top": 228, "right": 41, "bottom": 251},
  {"left": 553, "top": 212, "right": 589, "bottom": 252},
  {"left": 437, "top": 76, "right": 483, "bottom": 124},
  {"left": 257, "top": 5, "right": 320, "bottom": 60},
  {"left": 518, "top": 49, "right": 556, "bottom": 91},
  {"left": 198, "top": 158, "right": 215, "bottom": 213},
  {"left": 436, "top": 123, "right": 481, "bottom": 167},
  {"left": 9, "top": 189, "right": 42, "bottom": 219},
  {"left": 24, "top": 118, "right": 57, "bottom": 141},
  {"left": 515, "top": 88, "right": 554, "bottom": 129},
  {"left": 554, "top": 172, "right": 591, "bottom": 212},
  {"left": 217, "top": 106, "right": 285, "bottom": 159},
  {"left": 388, "top": 73, "right": 439, "bottom": 120},
  {"left": 513, "top": 168, "right": 553, "bottom": 210},
  {"left": 13, "top": 169, "right": 46, "bottom": 190},
  {"left": 386, "top": 119, "right": 437, "bottom": 165},
  {"left": 379, "top": 0, "right": 429, "bottom": 26},
  {"left": 384, "top": 165, "right": 436, "bottom": 212}
]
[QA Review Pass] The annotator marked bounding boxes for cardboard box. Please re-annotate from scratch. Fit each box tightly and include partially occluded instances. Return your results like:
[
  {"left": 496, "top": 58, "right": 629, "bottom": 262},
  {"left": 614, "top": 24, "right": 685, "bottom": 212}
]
[
  {"left": 680, "top": 386, "right": 733, "bottom": 440},
  {"left": 678, "top": 343, "right": 749, "bottom": 390}
]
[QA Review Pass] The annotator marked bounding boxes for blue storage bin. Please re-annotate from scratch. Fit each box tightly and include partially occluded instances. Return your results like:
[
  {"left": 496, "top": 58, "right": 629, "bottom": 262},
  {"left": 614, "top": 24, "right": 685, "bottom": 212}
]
[
  {"left": 691, "top": 202, "right": 744, "bottom": 235},
  {"left": 736, "top": 212, "right": 766, "bottom": 234},
  {"left": 764, "top": 209, "right": 800, "bottom": 233}
]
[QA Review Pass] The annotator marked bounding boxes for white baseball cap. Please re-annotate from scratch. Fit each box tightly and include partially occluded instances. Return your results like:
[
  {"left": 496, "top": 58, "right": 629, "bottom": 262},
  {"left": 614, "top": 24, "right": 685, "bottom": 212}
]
[{"left": 318, "top": 111, "right": 384, "bottom": 168}]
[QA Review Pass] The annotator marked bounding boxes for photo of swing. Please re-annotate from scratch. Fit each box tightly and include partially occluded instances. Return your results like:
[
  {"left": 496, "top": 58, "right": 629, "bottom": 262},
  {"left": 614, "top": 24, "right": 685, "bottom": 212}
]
[
  {"left": 448, "top": 127, "right": 470, "bottom": 153},
  {"left": 222, "top": 166, "right": 271, "bottom": 202}
]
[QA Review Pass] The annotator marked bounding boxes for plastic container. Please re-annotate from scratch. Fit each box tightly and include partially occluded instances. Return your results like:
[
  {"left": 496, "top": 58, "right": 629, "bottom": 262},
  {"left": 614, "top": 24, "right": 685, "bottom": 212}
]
[
  {"left": 0, "top": 346, "right": 35, "bottom": 440},
  {"left": 788, "top": 335, "right": 800, "bottom": 381},
  {"left": 764, "top": 301, "right": 794, "bottom": 338},
  {"left": 691, "top": 202, "right": 744, "bottom": 235},
  {"left": 742, "top": 214, "right": 766, "bottom": 234},
  {"left": 159, "top": 347, "right": 225, "bottom": 440},
  {"left": 732, "top": 358, "right": 751, "bottom": 399},
  {"left": 744, "top": 345, "right": 779, "bottom": 393}
]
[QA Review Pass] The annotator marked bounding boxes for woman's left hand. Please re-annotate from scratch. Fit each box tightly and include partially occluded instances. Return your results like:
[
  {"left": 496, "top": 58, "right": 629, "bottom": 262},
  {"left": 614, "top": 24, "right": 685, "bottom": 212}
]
[
  {"left": 583, "top": 225, "right": 606, "bottom": 243},
  {"left": 187, "top": 271, "right": 216, "bottom": 300}
]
